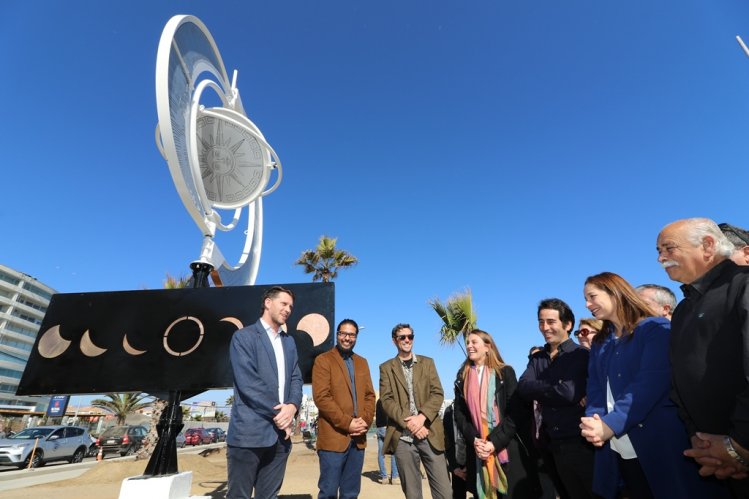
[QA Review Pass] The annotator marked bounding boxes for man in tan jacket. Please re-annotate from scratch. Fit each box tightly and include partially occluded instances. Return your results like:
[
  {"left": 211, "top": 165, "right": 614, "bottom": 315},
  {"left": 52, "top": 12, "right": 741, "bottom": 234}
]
[
  {"left": 379, "top": 323, "right": 452, "bottom": 499},
  {"left": 312, "top": 318, "right": 376, "bottom": 499}
]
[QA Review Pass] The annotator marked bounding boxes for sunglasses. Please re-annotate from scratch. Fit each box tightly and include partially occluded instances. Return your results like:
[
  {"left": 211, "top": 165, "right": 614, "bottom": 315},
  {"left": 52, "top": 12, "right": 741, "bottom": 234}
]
[
  {"left": 395, "top": 334, "right": 415, "bottom": 341},
  {"left": 337, "top": 331, "right": 357, "bottom": 338},
  {"left": 574, "top": 328, "right": 595, "bottom": 338}
]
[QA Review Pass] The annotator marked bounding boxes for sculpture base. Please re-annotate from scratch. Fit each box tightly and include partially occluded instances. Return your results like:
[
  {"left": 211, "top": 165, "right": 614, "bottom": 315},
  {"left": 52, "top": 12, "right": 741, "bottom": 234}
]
[{"left": 119, "top": 471, "right": 209, "bottom": 499}]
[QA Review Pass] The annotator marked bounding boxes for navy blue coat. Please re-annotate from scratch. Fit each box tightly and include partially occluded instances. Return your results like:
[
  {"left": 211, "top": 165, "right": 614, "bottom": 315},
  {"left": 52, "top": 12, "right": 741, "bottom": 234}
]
[
  {"left": 227, "top": 319, "right": 303, "bottom": 448},
  {"left": 586, "top": 317, "right": 727, "bottom": 499}
]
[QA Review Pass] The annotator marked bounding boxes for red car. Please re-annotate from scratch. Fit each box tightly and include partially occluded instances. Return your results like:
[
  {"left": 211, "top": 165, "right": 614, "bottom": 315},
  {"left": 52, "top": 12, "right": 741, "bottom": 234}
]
[{"left": 183, "top": 428, "right": 213, "bottom": 446}]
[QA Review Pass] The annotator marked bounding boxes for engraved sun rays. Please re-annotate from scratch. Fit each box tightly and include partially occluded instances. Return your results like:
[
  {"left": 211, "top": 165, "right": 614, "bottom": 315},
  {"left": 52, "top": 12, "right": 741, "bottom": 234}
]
[{"left": 198, "top": 119, "right": 251, "bottom": 200}]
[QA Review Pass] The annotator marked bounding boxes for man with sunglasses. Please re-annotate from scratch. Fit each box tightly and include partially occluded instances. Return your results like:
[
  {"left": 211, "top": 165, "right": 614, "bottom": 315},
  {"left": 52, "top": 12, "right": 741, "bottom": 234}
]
[
  {"left": 379, "top": 323, "right": 452, "bottom": 499},
  {"left": 312, "top": 318, "right": 376, "bottom": 499}
]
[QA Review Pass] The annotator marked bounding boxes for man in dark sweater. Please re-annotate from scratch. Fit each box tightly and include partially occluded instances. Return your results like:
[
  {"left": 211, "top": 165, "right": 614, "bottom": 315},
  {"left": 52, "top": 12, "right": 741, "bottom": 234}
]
[
  {"left": 518, "top": 298, "right": 595, "bottom": 499},
  {"left": 659, "top": 218, "right": 749, "bottom": 497}
]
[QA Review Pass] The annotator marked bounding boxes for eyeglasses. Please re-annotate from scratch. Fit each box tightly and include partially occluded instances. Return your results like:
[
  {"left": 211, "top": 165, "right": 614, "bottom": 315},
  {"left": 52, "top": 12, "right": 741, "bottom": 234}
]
[
  {"left": 337, "top": 331, "right": 358, "bottom": 338},
  {"left": 396, "top": 334, "right": 415, "bottom": 341},
  {"left": 574, "top": 328, "right": 595, "bottom": 338}
]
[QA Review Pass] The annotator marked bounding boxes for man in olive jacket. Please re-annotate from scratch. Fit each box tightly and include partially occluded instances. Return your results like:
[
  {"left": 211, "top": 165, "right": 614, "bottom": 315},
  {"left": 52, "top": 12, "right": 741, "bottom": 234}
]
[
  {"left": 379, "top": 323, "right": 452, "bottom": 499},
  {"left": 312, "top": 318, "right": 376, "bottom": 499}
]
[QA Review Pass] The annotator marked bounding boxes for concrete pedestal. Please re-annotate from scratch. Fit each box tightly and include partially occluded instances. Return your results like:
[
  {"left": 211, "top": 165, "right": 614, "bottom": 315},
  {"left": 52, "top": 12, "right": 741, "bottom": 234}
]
[{"left": 118, "top": 471, "right": 209, "bottom": 499}]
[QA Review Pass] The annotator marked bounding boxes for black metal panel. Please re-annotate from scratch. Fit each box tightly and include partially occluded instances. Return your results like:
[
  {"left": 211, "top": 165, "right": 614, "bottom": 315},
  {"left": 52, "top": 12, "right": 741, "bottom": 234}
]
[{"left": 17, "top": 283, "right": 334, "bottom": 396}]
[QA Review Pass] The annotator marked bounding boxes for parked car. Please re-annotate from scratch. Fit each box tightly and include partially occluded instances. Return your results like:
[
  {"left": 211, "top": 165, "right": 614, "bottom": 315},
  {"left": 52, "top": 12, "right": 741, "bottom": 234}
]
[
  {"left": 204, "top": 428, "right": 226, "bottom": 443},
  {"left": 176, "top": 432, "right": 186, "bottom": 448},
  {"left": 0, "top": 425, "right": 91, "bottom": 468},
  {"left": 184, "top": 428, "right": 213, "bottom": 446},
  {"left": 96, "top": 425, "right": 148, "bottom": 457}
]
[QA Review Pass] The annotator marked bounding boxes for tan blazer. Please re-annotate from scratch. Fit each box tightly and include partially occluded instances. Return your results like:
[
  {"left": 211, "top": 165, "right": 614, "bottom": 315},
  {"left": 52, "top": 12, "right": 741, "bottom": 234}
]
[
  {"left": 312, "top": 348, "right": 376, "bottom": 452},
  {"left": 379, "top": 354, "right": 446, "bottom": 454}
]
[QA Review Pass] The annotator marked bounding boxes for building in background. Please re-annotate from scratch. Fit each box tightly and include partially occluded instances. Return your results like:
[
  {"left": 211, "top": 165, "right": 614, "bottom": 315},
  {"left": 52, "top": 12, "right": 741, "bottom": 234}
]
[{"left": 0, "top": 264, "right": 55, "bottom": 415}]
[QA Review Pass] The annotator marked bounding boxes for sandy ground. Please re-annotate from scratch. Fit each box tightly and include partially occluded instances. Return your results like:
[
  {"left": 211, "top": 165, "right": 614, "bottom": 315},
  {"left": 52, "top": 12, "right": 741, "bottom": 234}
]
[{"left": 2, "top": 436, "right": 435, "bottom": 498}]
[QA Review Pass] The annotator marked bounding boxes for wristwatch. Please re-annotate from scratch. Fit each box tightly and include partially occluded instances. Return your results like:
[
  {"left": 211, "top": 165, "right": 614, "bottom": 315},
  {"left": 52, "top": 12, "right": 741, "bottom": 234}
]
[{"left": 724, "top": 436, "right": 749, "bottom": 468}]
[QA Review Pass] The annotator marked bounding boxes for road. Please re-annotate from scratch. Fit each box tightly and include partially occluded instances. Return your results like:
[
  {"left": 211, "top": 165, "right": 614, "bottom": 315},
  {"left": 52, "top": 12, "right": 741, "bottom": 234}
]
[{"left": 0, "top": 442, "right": 225, "bottom": 492}]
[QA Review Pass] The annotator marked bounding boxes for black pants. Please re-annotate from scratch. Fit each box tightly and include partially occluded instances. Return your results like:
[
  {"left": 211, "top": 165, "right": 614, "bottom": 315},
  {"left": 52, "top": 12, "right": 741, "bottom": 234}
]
[
  {"left": 549, "top": 437, "right": 596, "bottom": 499},
  {"left": 617, "top": 455, "right": 654, "bottom": 499}
]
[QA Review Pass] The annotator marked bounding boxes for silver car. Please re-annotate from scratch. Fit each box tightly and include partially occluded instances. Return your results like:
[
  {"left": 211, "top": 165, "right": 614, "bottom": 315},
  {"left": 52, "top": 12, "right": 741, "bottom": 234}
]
[{"left": 0, "top": 425, "right": 91, "bottom": 468}]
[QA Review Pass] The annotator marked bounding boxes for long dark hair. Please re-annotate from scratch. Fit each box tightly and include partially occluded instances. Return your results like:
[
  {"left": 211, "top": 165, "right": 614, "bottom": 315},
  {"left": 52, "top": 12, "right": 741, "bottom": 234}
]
[{"left": 584, "top": 272, "right": 655, "bottom": 344}]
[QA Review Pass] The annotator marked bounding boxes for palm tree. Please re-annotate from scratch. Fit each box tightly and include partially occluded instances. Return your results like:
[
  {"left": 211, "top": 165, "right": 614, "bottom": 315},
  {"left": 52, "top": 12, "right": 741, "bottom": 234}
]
[
  {"left": 294, "top": 235, "right": 358, "bottom": 282},
  {"left": 164, "top": 273, "right": 191, "bottom": 289},
  {"left": 428, "top": 288, "right": 477, "bottom": 356},
  {"left": 90, "top": 393, "right": 151, "bottom": 425},
  {"left": 226, "top": 395, "right": 234, "bottom": 407}
]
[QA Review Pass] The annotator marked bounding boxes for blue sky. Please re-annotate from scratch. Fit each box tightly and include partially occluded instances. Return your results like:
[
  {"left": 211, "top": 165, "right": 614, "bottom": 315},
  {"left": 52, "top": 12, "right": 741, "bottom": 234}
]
[{"left": 3, "top": 1, "right": 749, "bottom": 409}]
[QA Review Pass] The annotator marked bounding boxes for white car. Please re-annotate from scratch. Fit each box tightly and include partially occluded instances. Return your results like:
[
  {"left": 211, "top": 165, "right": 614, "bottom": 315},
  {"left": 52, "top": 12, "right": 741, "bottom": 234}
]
[{"left": 0, "top": 425, "right": 91, "bottom": 468}]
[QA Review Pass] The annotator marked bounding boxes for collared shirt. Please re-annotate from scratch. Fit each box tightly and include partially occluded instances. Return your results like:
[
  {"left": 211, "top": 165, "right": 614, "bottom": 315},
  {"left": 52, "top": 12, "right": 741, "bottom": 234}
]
[
  {"left": 337, "top": 346, "right": 358, "bottom": 416},
  {"left": 260, "top": 318, "right": 286, "bottom": 404},
  {"left": 517, "top": 338, "right": 589, "bottom": 440},
  {"left": 399, "top": 354, "right": 419, "bottom": 443},
  {"left": 670, "top": 259, "right": 749, "bottom": 448}
]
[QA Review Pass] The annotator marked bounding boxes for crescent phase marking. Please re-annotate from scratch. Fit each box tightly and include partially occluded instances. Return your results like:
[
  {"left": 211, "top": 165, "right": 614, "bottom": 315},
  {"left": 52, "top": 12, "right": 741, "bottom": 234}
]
[
  {"left": 122, "top": 335, "right": 147, "bottom": 356},
  {"left": 37, "top": 325, "right": 72, "bottom": 358},
  {"left": 220, "top": 317, "right": 244, "bottom": 330},
  {"left": 163, "top": 316, "right": 204, "bottom": 357},
  {"left": 296, "top": 313, "right": 330, "bottom": 346},
  {"left": 80, "top": 329, "right": 108, "bottom": 357}
]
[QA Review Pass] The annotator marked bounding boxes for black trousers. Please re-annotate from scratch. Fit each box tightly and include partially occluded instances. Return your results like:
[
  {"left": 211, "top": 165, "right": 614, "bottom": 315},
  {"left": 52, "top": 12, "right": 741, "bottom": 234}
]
[{"left": 549, "top": 437, "right": 596, "bottom": 499}]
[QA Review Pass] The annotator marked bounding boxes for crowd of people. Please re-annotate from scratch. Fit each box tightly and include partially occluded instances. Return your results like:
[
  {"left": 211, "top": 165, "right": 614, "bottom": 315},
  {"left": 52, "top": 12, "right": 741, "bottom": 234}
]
[{"left": 223, "top": 217, "right": 749, "bottom": 499}]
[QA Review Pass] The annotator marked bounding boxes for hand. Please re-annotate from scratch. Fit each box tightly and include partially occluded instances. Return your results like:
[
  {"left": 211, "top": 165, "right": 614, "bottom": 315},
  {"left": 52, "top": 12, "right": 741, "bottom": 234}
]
[
  {"left": 404, "top": 414, "right": 427, "bottom": 434},
  {"left": 413, "top": 426, "right": 430, "bottom": 440},
  {"left": 348, "top": 417, "right": 368, "bottom": 436},
  {"left": 684, "top": 433, "right": 749, "bottom": 479},
  {"left": 580, "top": 414, "right": 614, "bottom": 447},
  {"left": 474, "top": 438, "right": 495, "bottom": 460},
  {"left": 273, "top": 403, "right": 296, "bottom": 430},
  {"left": 453, "top": 467, "right": 467, "bottom": 480},
  {"left": 283, "top": 426, "right": 292, "bottom": 440}
]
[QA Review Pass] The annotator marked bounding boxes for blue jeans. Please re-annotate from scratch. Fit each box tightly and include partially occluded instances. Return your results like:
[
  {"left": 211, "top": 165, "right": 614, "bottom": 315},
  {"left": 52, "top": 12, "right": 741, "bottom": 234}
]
[
  {"left": 377, "top": 428, "right": 398, "bottom": 479},
  {"left": 318, "top": 440, "right": 365, "bottom": 499}
]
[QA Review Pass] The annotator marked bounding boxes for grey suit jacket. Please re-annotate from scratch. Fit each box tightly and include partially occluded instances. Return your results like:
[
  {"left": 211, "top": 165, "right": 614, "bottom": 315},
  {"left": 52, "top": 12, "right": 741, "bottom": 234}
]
[
  {"left": 379, "top": 354, "right": 446, "bottom": 453},
  {"left": 227, "top": 319, "right": 303, "bottom": 448}
]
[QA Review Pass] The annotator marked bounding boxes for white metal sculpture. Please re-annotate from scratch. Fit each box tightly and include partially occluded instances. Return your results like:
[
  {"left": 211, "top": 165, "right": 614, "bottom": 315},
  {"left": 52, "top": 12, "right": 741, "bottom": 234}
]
[{"left": 155, "top": 15, "right": 282, "bottom": 286}]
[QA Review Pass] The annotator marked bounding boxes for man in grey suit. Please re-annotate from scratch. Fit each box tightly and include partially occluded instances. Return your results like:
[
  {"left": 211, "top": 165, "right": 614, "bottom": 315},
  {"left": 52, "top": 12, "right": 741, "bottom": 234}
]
[{"left": 226, "top": 286, "right": 303, "bottom": 499}]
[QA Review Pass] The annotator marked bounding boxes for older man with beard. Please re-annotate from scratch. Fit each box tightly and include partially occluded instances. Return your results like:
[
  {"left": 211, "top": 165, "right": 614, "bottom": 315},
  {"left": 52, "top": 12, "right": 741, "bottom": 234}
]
[{"left": 657, "top": 218, "right": 749, "bottom": 497}]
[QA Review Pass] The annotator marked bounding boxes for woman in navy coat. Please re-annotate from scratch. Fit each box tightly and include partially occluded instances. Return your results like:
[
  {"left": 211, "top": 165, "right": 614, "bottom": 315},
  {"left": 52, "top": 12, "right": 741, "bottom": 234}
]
[{"left": 580, "top": 272, "right": 728, "bottom": 499}]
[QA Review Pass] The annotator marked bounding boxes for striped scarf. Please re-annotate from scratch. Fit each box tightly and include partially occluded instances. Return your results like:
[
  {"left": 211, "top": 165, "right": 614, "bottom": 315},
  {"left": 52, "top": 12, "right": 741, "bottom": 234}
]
[{"left": 464, "top": 365, "right": 509, "bottom": 498}]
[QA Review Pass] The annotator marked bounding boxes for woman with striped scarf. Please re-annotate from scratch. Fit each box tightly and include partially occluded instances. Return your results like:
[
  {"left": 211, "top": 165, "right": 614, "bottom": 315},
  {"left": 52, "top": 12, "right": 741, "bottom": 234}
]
[{"left": 454, "top": 330, "right": 541, "bottom": 498}]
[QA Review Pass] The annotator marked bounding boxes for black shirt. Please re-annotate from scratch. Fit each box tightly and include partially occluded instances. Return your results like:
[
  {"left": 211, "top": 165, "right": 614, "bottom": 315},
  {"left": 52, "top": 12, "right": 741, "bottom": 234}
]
[
  {"left": 670, "top": 259, "right": 749, "bottom": 448},
  {"left": 517, "top": 339, "right": 589, "bottom": 440}
]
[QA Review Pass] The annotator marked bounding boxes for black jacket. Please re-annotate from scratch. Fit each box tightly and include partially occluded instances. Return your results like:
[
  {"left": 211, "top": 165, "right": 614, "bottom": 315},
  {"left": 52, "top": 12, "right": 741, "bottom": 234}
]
[{"left": 454, "top": 365, "right": 541, "bottom": 498}]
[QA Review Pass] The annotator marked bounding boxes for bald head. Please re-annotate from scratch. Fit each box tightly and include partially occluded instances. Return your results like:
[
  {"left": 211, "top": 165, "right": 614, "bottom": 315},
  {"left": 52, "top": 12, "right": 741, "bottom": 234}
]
[{"left": 657, "top": 218, "right": 734, "bottom": 284}]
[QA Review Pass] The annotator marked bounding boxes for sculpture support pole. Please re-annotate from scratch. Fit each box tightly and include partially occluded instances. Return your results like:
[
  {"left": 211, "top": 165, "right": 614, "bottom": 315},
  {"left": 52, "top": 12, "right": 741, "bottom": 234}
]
[{"left": 143, "top": 261, "right": 214, "bottom": 476}]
